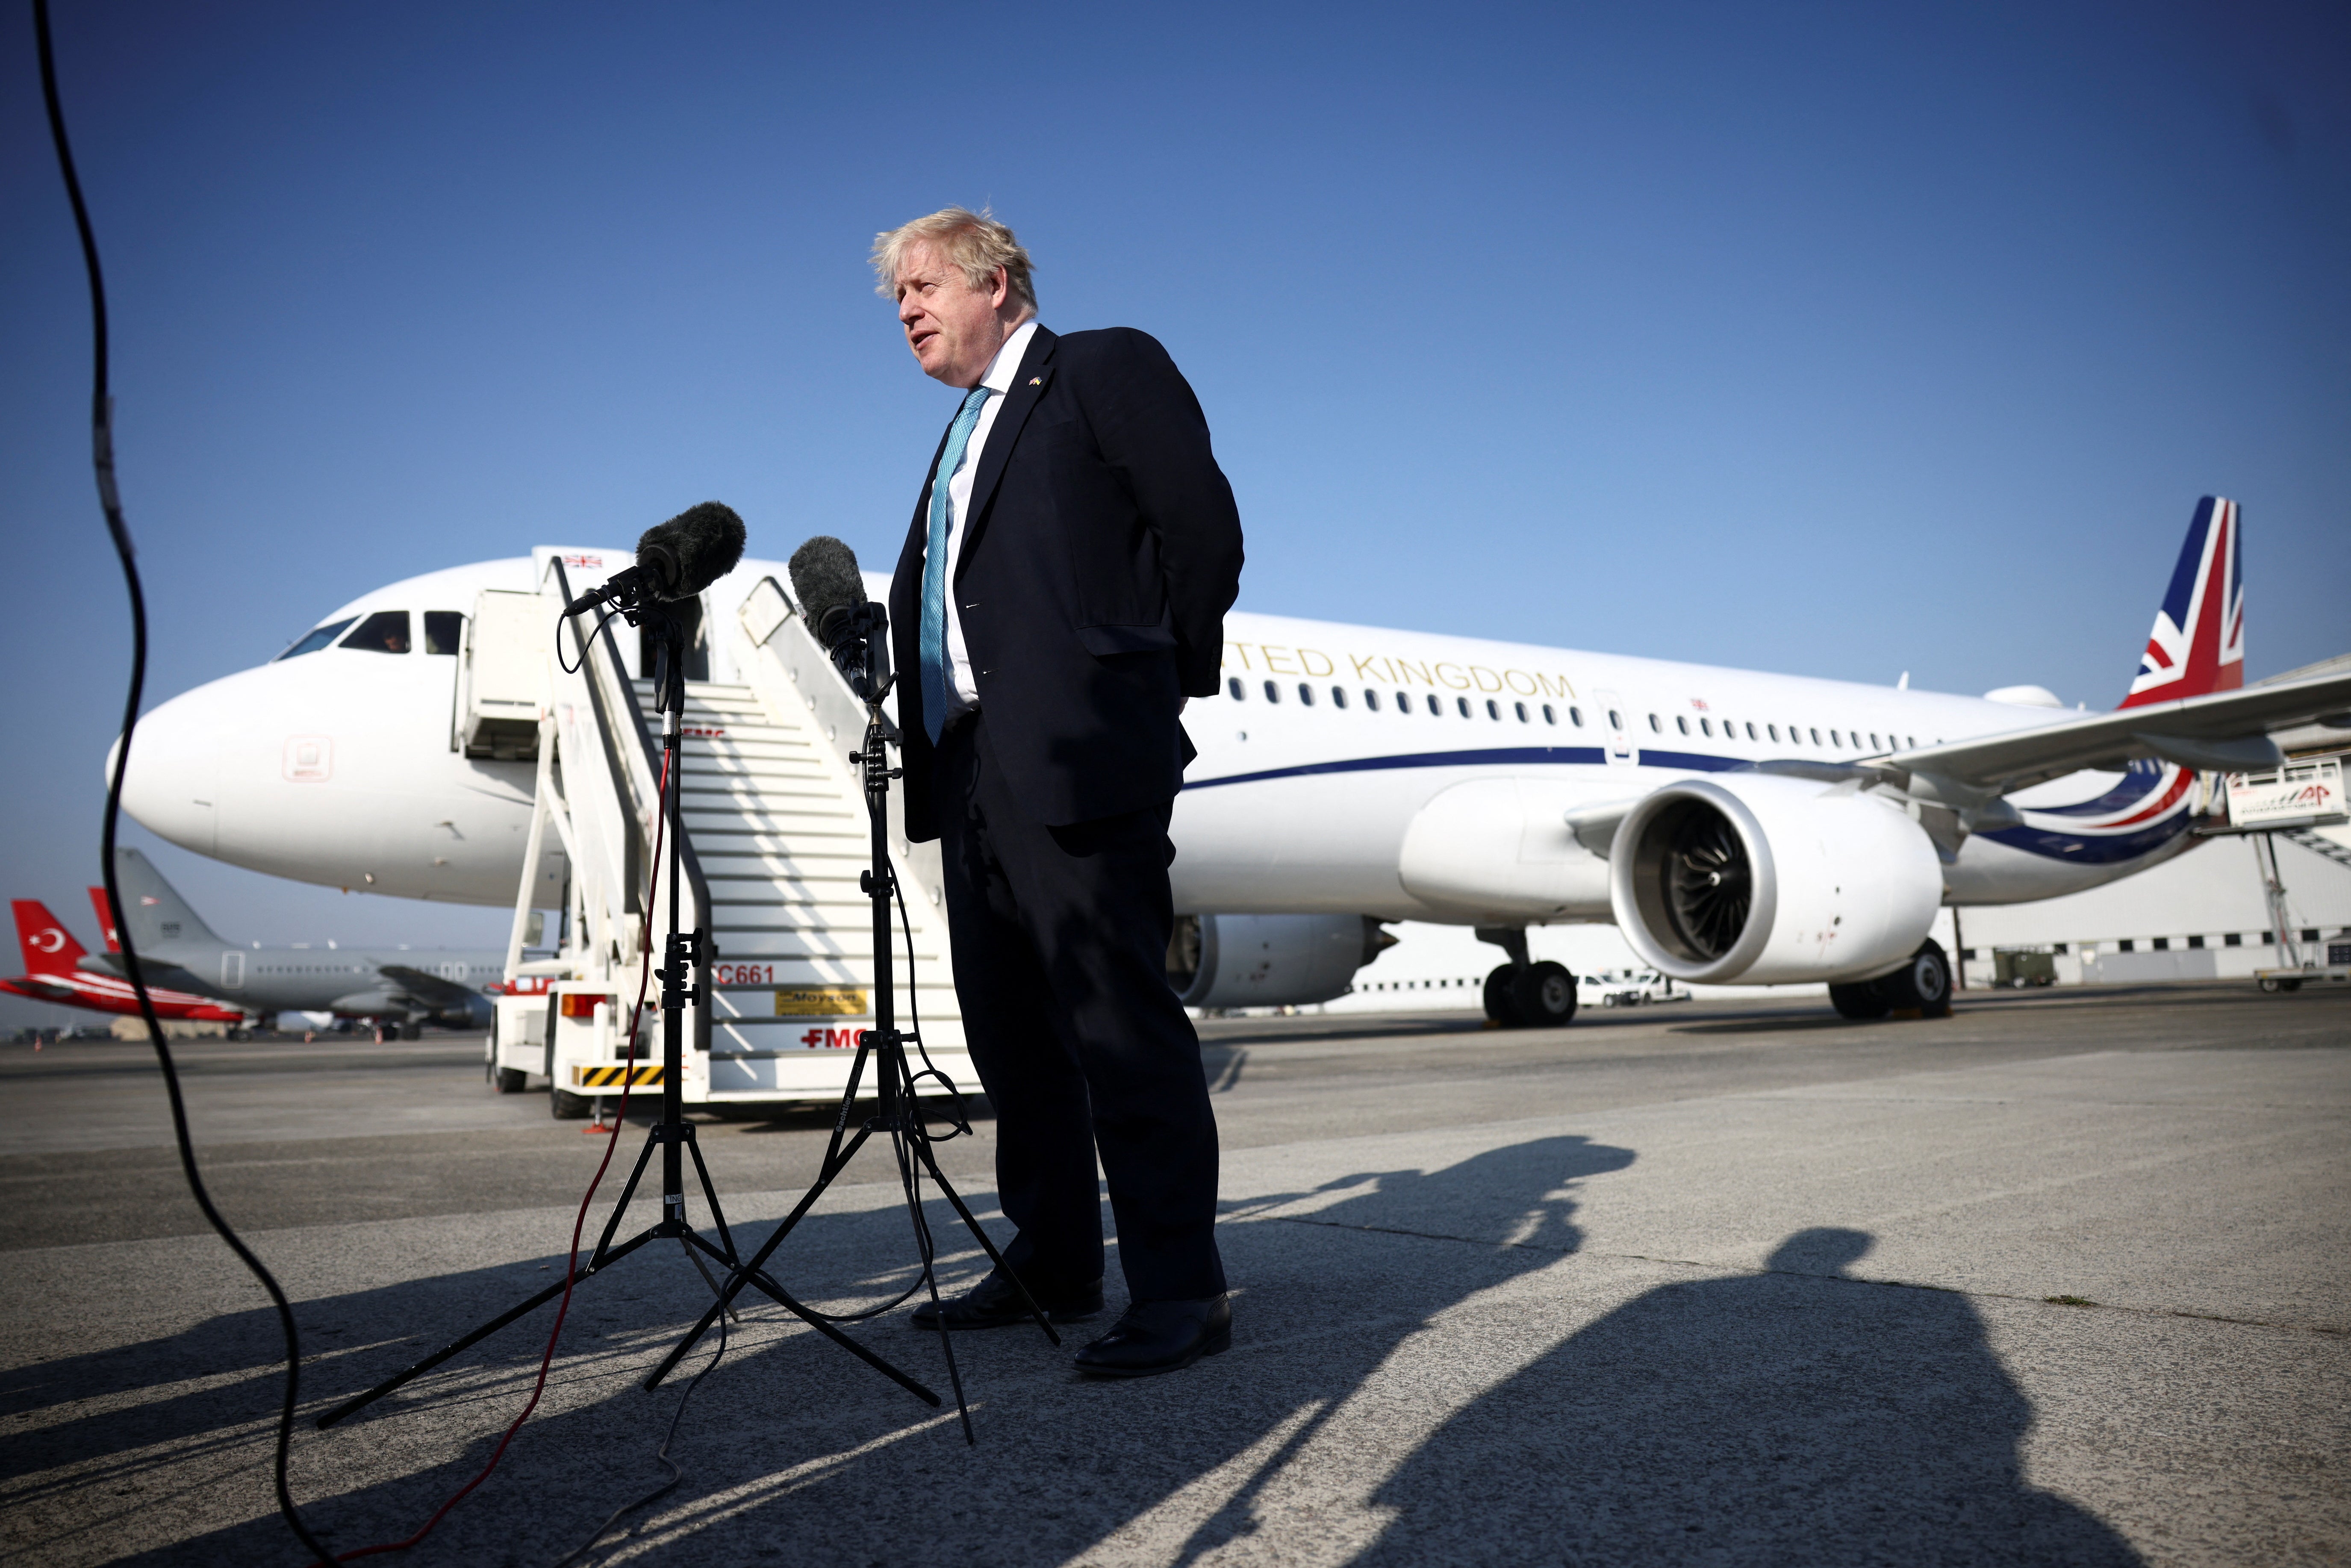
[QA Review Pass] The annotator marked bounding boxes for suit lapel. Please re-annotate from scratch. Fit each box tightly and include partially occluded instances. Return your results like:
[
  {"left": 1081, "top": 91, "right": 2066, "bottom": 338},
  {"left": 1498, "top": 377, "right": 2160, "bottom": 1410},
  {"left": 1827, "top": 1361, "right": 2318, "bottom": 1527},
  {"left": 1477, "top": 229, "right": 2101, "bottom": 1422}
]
[{"left": 955, "top": 326, "right": 1057, "bottom": 581}]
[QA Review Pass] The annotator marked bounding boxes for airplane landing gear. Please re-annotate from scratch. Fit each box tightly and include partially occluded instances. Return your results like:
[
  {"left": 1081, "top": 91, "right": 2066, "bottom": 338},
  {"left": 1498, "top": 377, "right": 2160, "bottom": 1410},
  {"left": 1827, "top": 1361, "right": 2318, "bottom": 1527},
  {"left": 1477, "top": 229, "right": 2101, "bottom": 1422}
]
[
  {"left": 1830, "top": 938, "right": 1953, "bottom": 1021},
  {"left": 1476, "top": 927, "right": 1578, "bottom": 1029}
]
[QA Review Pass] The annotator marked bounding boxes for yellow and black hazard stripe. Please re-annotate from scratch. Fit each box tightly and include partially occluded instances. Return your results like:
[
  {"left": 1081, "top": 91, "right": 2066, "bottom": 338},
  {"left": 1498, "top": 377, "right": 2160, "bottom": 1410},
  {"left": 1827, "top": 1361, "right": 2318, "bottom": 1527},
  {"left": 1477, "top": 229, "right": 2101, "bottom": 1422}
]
[{"left": 574, "top": 1064, "right": 665, "bottom": 1088}]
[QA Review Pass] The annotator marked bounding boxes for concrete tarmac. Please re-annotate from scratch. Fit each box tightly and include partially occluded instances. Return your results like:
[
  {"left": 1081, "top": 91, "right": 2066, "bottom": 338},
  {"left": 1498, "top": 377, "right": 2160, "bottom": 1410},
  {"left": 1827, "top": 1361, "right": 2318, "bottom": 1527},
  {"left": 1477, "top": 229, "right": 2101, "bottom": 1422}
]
[{"left": 1, "top": 982, "right": 2343, "bottom": 1565}]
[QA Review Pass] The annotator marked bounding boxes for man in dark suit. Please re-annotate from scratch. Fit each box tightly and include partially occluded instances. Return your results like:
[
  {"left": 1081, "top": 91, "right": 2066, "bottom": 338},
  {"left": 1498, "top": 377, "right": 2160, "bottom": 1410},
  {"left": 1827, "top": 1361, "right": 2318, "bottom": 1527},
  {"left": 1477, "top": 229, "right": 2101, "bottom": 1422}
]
[{"left": 875, "top": 207, "right": 1243, "bottom": 1376}]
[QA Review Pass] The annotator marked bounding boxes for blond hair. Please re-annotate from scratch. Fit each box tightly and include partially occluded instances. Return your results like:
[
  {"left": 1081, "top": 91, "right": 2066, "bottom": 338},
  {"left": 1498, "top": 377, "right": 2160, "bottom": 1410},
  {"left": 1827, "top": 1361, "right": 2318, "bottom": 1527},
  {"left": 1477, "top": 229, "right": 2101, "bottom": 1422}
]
[{"left": 872, "top": 206, "right": 1037, "bottom": 310}]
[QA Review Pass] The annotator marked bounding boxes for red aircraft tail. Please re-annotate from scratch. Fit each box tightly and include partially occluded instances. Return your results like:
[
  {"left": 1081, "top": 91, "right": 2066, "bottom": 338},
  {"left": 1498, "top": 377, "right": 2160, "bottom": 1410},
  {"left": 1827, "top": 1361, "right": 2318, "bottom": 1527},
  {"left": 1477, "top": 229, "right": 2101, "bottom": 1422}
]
[
  {"left": 12, "top": 901, "right": 90, "bottom": 976},
  {"left": 86, "top": 887, "right": 120, "bottom": 952}
]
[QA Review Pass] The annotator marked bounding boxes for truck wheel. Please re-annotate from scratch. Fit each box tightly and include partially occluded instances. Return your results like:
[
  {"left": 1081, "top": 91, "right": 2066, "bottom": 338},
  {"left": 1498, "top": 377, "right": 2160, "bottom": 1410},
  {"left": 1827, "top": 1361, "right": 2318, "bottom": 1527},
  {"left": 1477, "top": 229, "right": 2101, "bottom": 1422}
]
[
  {"left": 1829, "top": 981, "right": 1891, "bottom": 1020},
  {"left": 1482, "top": 965, "right": 1524, "bottom": 1027},
  {"left": 552, "top": 1088, "right": 591, "bottom": 1120},
  {"left": 495, "top": 1067, "right": 528, "bottom": 1095},
  {"left": 1512, "top": 962, "right": 1578, "bottom": 1028}
]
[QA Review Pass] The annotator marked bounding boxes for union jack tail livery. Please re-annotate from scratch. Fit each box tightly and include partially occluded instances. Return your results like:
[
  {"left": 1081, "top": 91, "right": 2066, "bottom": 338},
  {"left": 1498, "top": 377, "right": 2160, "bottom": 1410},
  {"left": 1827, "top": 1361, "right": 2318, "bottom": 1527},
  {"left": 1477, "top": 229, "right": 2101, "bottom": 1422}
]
[
  {"left": 2121, "top": 496, "right": 2244, "bottom": 709},
  {"left": 14, "top": 900, "right": 88, "bottom": 974}
]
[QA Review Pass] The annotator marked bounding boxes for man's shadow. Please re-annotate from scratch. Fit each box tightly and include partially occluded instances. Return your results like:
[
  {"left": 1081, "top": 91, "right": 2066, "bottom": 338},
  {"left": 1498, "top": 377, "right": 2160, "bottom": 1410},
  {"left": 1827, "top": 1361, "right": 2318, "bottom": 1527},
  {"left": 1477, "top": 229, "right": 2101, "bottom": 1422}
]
[{"left": 1352, "top": 1227, "right": 2143, "bottom": 1566}]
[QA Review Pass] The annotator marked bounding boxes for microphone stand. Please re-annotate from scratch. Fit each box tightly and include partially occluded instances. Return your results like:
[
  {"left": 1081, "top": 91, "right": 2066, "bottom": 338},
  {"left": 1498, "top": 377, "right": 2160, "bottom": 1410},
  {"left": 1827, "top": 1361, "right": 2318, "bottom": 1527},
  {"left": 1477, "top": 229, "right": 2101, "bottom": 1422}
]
[
  {"left": 641, "top": 599, "right": 1060, "bottom": 1444},
  {"left": 318, "top": 603, "right": 937, "bottom": 1431}
]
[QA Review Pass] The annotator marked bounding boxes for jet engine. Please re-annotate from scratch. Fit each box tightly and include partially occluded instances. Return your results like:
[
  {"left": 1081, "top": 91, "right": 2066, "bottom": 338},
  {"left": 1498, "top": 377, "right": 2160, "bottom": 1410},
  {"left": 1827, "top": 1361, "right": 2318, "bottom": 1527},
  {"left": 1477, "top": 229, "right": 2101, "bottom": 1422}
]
[
  {"left": 1167, "top": 914, "right": 1394, "bottom": 1008},
  {"left": 1609, "top": 775, "right": 1942, "bottom": 986}
]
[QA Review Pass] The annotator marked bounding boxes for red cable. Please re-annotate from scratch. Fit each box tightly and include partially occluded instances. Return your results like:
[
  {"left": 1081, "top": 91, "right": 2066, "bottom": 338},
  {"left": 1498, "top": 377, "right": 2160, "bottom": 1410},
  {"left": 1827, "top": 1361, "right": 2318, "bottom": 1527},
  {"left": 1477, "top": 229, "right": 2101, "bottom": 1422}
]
[{"left": 332, "top": 750, "right": 672, "bottom": 1562}]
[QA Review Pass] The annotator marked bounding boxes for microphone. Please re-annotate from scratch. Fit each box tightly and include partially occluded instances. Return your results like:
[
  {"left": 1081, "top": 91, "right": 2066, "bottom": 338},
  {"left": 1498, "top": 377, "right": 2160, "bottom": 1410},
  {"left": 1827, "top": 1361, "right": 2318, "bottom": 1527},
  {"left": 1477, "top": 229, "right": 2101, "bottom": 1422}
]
[
  {"left": 566, "top": 501, "right": 747, "bottom": 616},
  {"left": 788, "top": 535, "right": 868, "bottom": 648}
]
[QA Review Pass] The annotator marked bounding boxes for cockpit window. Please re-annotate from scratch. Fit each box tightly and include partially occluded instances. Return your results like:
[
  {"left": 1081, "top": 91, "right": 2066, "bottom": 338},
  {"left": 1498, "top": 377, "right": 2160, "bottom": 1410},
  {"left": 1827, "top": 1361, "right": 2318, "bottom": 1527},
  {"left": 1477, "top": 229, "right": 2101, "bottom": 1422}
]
[
  {"left": 423, "top": 611, "right": 463, "bottom": 655},
  {"left": 277, "top": 618, "right": 356, "bottom": 660},
  {"left": 341, "top": 610, "right": 412, "bottom": 654}
]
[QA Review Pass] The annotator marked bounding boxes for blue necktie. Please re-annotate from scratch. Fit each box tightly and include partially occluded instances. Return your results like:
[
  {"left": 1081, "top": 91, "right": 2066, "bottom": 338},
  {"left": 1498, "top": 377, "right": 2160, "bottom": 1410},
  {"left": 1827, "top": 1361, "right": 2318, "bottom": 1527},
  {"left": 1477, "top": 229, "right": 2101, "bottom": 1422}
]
[{"left": 920, "top": 384, "right": 996, "bottom": 743}]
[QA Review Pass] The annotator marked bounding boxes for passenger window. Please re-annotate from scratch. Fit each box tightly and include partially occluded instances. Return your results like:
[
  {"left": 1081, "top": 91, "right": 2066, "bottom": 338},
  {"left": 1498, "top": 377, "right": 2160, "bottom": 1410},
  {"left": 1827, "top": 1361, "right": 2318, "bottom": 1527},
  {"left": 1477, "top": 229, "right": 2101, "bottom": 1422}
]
[
  {"left": 1364, "top": 690, "right": 1380, "bottom": 711},
  {"left": 1397, "top": 691, "right": 1412, "bottom": 714},
  {"left": 1648, "top": 713, "right": 1662, "bottom": 733},
  {"left": 1699, "top": 717, "right": 1713, "bottom": 737},
  {"left": 1767, "top": 723, "right": 1779, "bottom": 742},
  {"left": 1608, "top": 710, "right": 1621, "bottom": 730},
  {"left": 1298, "top": 683, "right": 1315, "bottom": 706},
  {"left": 1456, "top": 697, "right": 1472, "bottom": 718},
  {"left": 1514, "top": 701, "right": 1529, "bottom": 722},
  {"left": 1263, "top": 680, "right": 1280, "bottom": 703},
  {"left": 1426, "top": 694, "right": 1442, "bottom": 716},
  {"left": 1869, "top": 732, "right": 1880, "bottom": 749},
  {"left": 1906, "top": 734, "right": 1916, "bottom": 749},
  {"left": 1829, "top": 730, "right": 1841, "bottom": 747},
  {"left": 1228, "top": 677, "right": 1244, "bottom": 700},
  {"left": 1543, "top": 704, "right": 1557, "bottom": 725},
  {"left": 423, "top": 611, "right": 463, "bottom": 655},
  {"left": 1676, "top": 716, "right": 1690, "bottom": 735},
  {"left": 1331, "top": 687, "right": 1348, "bottom": 709},
  {"left": 1569, "top": 707, "right": 1582, "bottom": 726},
  {"left": 342, "top": 610, "right": 412, "bottom": 654},
  {"left": 1747, "top": 722, "right": 1759, "bottom": 740},
  {"left": 278, "top": 618, "right": 356, "bottom": 660},
  {"left": 1809, "top": 728, "right": 1821, "bottom": 745},
  {"left": 1485, "top": 699, "right": 1500, "bottom": 720}
]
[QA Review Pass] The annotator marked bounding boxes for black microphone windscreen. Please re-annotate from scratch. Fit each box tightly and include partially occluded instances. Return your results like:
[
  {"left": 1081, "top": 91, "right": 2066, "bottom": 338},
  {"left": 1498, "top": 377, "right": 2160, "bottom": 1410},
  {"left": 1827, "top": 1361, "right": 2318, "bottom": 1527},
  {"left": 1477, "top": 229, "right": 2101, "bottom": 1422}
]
[
  {"left": 637, "top": 501, "right": 747, "bottom": 600},
  {"left": 789, "top": 536, "right": 866, "bottom": 645}
]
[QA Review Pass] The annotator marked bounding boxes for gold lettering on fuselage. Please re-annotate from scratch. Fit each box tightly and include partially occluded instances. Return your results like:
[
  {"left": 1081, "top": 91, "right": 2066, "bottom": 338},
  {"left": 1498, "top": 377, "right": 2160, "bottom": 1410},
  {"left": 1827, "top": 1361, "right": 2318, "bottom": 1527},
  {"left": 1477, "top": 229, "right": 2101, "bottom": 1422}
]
[{"left": 1218, "top": 638, "right": 1579, "bottom": 702}]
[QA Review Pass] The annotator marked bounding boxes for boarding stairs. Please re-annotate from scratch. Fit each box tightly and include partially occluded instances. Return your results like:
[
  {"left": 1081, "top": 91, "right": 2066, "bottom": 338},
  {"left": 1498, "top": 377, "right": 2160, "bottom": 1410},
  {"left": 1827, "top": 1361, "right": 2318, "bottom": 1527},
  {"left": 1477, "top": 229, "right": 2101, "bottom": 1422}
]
[
  {"left": 2284, "top": 826, "right": 2351, "bottom": 873},
  {"left": 486, "top": 557, "right": 967, "bottom": 1108},
  {"left": 625, "top": 672, "right": 963, "bottom": 1096}
]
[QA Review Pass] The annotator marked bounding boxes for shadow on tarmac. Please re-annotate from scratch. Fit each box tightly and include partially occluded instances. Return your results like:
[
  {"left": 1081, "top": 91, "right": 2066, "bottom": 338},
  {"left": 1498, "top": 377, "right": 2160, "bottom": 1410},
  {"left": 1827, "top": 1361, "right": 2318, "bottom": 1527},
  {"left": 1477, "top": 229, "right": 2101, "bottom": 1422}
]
[
  {"left": 1354, "top": 1226, "right": 2143, "bottom": 1566},
  {"left": 18, "top": 1141, "right": 2136, "bottom": 1566}
]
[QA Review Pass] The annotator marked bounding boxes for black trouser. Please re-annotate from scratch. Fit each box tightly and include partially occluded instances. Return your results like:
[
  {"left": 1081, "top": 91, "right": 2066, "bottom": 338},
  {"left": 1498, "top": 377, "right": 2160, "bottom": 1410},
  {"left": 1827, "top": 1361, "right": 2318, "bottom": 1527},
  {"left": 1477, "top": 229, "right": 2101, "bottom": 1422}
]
[{"left": 931, "top": 713, "right": 1226, "bottom": 1304}]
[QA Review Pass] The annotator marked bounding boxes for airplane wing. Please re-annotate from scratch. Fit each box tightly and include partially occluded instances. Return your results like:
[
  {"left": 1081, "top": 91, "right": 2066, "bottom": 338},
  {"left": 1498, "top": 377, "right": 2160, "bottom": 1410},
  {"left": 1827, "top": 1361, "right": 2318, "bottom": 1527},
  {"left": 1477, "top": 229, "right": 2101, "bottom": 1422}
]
[
  {"left": 375, "top": 964, "right": 486, "bottom": 1013},
  {"left": 1884, "top": 669, "right": 2351, "bottom": 794},
  {"left": 76, "top": 952, "right": 216, "bottom": 995}
]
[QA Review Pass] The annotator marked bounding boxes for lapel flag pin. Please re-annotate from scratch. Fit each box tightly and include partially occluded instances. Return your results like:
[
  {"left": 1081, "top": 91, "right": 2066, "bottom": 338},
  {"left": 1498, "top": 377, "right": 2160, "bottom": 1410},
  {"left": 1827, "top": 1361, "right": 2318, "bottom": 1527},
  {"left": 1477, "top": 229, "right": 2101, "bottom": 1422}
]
[{"left": 1028, "top": 376, "right": 1042, "bottom": 386}]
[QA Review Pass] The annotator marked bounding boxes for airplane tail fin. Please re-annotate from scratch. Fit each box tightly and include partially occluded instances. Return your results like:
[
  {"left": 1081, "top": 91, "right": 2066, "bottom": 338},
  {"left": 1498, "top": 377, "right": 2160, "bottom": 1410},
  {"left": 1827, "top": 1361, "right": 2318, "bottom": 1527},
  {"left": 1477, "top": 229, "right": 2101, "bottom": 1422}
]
[
  {"left": 12, "top": 901, "right": 90, "bottom": 975},
  {"left": 2120, "top": 496, "right": 2245, "bottom": 709},
  {"left": 111, "top": 848, "right": 229, "bottom": 952},
  {"left": 85, "top": 887, "right": 120, "bottom": 951}
]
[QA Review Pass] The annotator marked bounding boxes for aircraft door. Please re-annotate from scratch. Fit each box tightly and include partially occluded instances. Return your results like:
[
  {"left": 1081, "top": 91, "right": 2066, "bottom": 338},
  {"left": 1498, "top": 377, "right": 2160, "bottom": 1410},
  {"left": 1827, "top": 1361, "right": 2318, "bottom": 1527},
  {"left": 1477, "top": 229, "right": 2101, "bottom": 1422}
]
[
  {"left": 1595, "top": 690, "right": 1634, "bottom": 766},
  {"left": 221, "top": 951, "right": 245, "bottom": 990}
]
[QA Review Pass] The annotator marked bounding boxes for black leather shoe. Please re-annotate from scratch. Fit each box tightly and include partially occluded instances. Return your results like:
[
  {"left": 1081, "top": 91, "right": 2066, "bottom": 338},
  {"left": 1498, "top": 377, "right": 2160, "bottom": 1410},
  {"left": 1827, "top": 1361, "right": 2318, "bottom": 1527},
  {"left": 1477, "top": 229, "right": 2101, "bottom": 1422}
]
[
  {"left": 1074, "top": 1295, "right": 1231, "bottom": 1377},
  {"left": 910, "top": 1267, "right": 1102, "bottom": 1331}
]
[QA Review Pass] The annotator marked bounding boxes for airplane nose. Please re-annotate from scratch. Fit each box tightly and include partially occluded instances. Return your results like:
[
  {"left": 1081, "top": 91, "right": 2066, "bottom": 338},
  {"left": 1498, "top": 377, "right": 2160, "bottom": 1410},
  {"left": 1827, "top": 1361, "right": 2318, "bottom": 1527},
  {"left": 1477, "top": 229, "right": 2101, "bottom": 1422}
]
[{"left": 112, "top": 689, "right": 221, "bottom": 856}]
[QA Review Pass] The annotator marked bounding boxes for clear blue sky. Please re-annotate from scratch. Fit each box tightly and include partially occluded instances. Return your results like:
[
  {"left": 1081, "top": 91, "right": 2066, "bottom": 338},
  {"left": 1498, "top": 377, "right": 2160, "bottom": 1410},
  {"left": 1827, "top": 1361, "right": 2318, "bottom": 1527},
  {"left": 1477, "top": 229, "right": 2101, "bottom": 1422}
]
[{"left": 2, "top": 0, "right": 2344, "bottom": 994}]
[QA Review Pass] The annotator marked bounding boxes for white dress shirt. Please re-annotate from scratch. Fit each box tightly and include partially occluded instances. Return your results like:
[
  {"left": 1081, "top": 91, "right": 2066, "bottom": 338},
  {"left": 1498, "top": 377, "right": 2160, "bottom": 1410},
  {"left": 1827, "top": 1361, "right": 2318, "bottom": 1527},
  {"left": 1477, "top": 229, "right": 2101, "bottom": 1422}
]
[{"left": 934, "top": 318, "right": 1040, "bottom": 716}]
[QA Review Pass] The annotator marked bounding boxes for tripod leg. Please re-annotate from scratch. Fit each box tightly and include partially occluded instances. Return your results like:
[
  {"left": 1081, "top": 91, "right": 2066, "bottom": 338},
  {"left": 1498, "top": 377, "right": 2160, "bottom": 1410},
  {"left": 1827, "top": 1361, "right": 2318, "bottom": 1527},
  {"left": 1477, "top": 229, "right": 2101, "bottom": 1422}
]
[
  {"left": 654, "top": 1229, "right": 939, "bottom": 1405},
  {"left": 315, "top": 1228, "right": 660, "bottom": 1428},
  {"left": 682, "top": 1126, "right": 739, "bottom": 1261},
  {"left": 913, "top": 1141, "right": 1063, "bottom": 1347},
  {"left": 639, "top": 1123, "right": 884, "bottom": 1388},
  {"left": 678, "top": 1230, "right": 742, "bottom": 1323},
  {"left": 585, "top": 1125, "right": 663, "bottom": 1269},
  {"left": 896, "top": 1132, "right": 976, "bottom": 1445}
]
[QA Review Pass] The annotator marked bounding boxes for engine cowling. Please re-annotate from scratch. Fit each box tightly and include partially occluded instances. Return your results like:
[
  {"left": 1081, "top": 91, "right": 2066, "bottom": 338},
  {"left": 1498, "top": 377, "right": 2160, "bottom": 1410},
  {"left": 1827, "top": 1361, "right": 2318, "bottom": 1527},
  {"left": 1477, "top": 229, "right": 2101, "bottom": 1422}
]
[
  {"left": 1609, "top": 775, "right": 1942, "bottom": 986},
  {"left": 1167, "top": 914, "right": 1393, "bottom": 1008}
]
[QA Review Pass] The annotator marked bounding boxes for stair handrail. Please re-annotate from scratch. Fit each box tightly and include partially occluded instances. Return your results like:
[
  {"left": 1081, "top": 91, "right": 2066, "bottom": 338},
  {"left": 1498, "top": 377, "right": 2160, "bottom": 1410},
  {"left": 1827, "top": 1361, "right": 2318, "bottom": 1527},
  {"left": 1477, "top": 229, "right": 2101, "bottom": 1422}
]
[{"left": 542, "top": 558, "right": 710, "bottom": 1057}]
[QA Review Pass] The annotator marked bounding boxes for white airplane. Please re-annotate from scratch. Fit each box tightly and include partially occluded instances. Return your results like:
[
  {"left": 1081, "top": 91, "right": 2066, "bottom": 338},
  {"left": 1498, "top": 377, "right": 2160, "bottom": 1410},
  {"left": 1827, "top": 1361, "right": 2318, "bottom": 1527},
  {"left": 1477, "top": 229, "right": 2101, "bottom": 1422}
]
[
  {"left": 115, "top": 498, "right": 2350, "bottom": 1027},
  {"left": 74, "top": 849, "right": 513, "bottom": 1037}
]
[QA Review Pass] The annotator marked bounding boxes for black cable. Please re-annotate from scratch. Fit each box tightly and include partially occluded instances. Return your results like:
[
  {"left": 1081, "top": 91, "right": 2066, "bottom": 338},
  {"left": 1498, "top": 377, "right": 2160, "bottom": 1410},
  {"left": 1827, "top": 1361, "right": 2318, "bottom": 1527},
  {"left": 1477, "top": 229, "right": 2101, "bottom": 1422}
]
[
  {"left": 548, "top": 1237, "right": 733, "bottom": 1568},
  {"left": 33, "top": 3, "right": 336, "bottom": 1562},
  {"left": 555, "top": 604, "right": 623, "bottom": 675}
]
